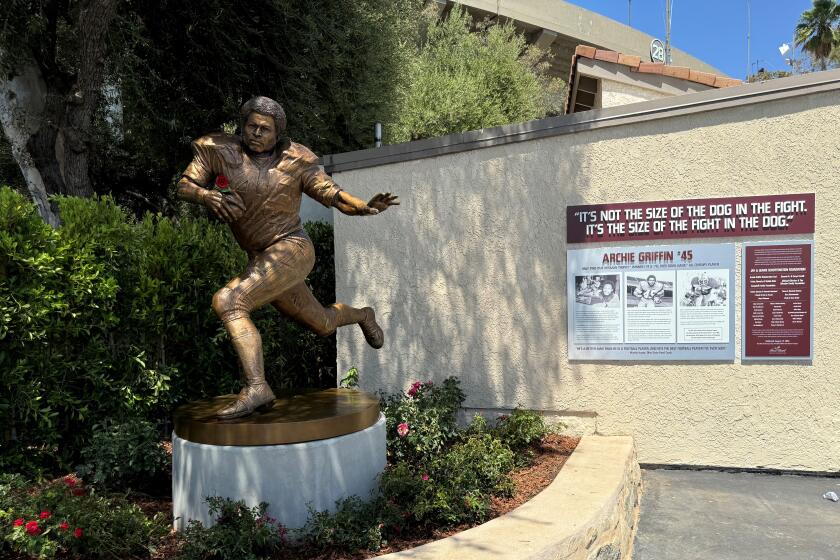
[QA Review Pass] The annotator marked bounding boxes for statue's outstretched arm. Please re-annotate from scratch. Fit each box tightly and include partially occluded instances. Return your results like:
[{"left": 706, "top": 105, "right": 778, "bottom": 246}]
[
  {"left": 300, "top": 160, "right": 399, "bottom": 216},
  {"left": 332, "top": 190, "right": 400, "bottom": 216}
]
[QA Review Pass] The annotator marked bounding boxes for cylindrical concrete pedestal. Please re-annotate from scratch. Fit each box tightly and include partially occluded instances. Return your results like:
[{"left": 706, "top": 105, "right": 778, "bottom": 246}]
[{"left": 172, "top": 414, "right": 386, "bottom": 530}]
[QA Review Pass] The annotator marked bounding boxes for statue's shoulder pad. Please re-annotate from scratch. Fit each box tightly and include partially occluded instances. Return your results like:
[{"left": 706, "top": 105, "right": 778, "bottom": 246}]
[
  {"left": 286, "top": 142, "right": 320, "bottom": 165},
  {"left": 193, "top": 132, "right": 240, "bottom": 149},
  {"left": 193, "top": 133, "right": 243, "bottom": 166}
]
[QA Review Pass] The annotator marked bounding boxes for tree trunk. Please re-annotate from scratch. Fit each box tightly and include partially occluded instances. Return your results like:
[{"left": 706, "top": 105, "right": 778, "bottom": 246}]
[
  {"left": 58, "top": 0, "right": 117, "bottom": 198},
  {"left": 27, "top": 91, "right": 68, "bottom": 196},
  {"left": 0, "top": 56, "right": 60, "bottom": 227}
]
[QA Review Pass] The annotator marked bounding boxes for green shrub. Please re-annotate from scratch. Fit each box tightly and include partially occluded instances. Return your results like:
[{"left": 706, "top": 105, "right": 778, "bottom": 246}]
[
  {"left": 75, "top": 419, "right": 169, "bottom": 492},
  {"left": 176, "top": 497, "right": 286, "bottom": 560},
  {"left": 381, "top": 434, "right": 515, "bottom": 527},
  {"left": 0, "top": 187, "right": 336, "bottom": 472},
  {"left": 492, "top": 409, "right": 547, "bottom": 451},
  {"left": 0, "top": 473, "right": 168, "bottom": 559},
  {"left": 300, "top": 495, "right": 398, "bottom": 553},
  {"left": 381, "top": 376, "right": 465, "bottom": 464},
  {"left": 389, "top": 5, "right": 565, "bottom": 142}
]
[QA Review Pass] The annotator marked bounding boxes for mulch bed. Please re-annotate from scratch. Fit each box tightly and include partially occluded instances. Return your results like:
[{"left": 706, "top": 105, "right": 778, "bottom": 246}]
[{"left": 147, "top": 434, "right": 579, "bottom": 559}]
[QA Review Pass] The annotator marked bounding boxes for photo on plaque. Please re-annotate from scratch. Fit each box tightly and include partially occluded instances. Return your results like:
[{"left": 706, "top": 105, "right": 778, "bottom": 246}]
[
  {"left": 676, "top": 269, "right": 730, "bottom": 344},
  {"left": 575, "top": 275, "right": 621, "bottom": 308},
  {"left": 625, "top": 272, "right": 674, "bottom": 308},
  {"left": 679, "top": 270, "right": 728, "bottom": 307}
]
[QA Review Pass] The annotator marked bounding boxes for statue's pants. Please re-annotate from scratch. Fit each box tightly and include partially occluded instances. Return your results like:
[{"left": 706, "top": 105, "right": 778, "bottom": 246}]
[{"left": 212, "top": 233, "right": 351, "bottom": 336}]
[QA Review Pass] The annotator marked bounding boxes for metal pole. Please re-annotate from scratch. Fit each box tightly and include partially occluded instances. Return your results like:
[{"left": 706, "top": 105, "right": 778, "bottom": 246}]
[
  {"left": 374, "top": 122, "right": 382, "bottom": 148},
  {"left": 665, "top": 0, "right": 672, "bottom": 64},
  {"left": 746, "top": 0, "right": 751, "bottom": 79},
  {"left": 628, "top": 0, "right": 631, "bottom": 26}
]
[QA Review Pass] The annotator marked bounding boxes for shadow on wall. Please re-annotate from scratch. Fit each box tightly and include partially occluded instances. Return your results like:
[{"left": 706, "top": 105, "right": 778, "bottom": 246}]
[{"left": 332, "top": 90, "right": 837, "bottom": 416}]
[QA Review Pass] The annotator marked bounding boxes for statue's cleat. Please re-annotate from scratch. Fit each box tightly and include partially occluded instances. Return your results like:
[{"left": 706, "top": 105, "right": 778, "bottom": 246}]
[
  {"left": 359, "top": 307, "right": 384, "bottom": 349},
  {"left": 216, "top": 383, "right": 276, "bottom": 420}
]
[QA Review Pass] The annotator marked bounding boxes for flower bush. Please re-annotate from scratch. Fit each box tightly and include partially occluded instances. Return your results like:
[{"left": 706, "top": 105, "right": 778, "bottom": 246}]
[
  {"left": 381, "top": 376, "right": 465, "bottom": 464},
  {"left": 0, "top": 474, "right": 167, "bottom": 559},
  {"left": 304, "top": 377, "right": 547, "bottom": 551},
  {"left": 176, "top": 497, "right": 287, "bottom": 560}
]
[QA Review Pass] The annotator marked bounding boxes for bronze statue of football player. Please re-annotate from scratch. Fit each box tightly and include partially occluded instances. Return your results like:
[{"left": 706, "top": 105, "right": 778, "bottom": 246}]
[{"left": 177, "top": 96, "right": 398, "bottom": 419}]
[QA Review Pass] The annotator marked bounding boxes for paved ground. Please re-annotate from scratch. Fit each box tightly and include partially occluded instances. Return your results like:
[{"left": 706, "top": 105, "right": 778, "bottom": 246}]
[{"left": 634, "top": 469, "right": 840, "bottom": 560}]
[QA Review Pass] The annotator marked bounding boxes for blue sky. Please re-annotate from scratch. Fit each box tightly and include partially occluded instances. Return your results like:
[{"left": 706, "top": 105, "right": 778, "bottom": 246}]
[{"left": 565, "top": 0, "right": 814, "bottom": 79}]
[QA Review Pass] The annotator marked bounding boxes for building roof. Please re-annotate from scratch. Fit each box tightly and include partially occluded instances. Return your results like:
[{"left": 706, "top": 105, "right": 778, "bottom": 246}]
[{"left": 566, "top": 45, "right": 742, "bottom": 114}]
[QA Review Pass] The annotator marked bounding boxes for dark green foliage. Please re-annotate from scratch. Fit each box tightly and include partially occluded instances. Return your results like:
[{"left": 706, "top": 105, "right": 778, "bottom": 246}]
[
  {"left": 177, "top": 497, "right": 287, "bottom": 560},
  {"left": 492, "top": 408, "right": 547, "bottom": 451},
  {"left": 300, "top": 495, "right": 397, "bottom": 553},
  {"left": 0, "top": 0, "right": 421, "bottom": 203},
  {"left": 0, "top": 187, "right": 336, "bottom": 473},
  {"left": 97, "top": 0, "right": 421, "bottom": 202},
  {"left": 75, "top": 419, "right": 169, "bottom": 492},
  {"left": 0, "top": 474, "right": 168, "bottom": 559},
  {"left": 380, "top": 377, "right": 465, "bottom": 464}
]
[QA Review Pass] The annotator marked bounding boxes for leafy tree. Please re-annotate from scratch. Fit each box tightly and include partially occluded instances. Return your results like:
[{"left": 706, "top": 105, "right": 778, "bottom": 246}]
[
  {"left": 388, "top": 6, "right": 565, "bottom": 143},
  {"left": 0, "top": 0, "right": 119, "bottom": 226},
  {"left": 795, "top": 0, "right": 840, "bottom": 70},
  {"left": 0, "top": 0, "right": 420, "bottom": 222}
]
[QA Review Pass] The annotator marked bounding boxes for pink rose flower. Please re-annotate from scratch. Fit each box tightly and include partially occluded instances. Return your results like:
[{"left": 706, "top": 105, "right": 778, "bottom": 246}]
[
  {"left": 397, "top": 422, "right": 410, "bottom": 437},
  {"left": 39, "top": 511, "right": 51, "bottom": 520},
  {"left": 407, "top": 381, "right": 422, "bottom": 397},
  {"left": 421, "top": 473, "right": 430, "bottom": 481}
]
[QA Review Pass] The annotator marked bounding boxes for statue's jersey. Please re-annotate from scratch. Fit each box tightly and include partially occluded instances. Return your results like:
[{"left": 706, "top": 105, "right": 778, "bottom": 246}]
[{"left": 182, "top": 133, "right": 341, "bottom": 253}]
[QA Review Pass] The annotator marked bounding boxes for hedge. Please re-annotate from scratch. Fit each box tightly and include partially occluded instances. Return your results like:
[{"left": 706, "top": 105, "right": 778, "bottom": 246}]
[{"left": 0, "top": 187, "right": 336, "bottom": 472}]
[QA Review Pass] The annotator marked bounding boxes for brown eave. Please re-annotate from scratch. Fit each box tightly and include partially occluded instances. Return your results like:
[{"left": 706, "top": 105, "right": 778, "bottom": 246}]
[{"left": 566, "top": 45, "right": 741, "bottom": 113}]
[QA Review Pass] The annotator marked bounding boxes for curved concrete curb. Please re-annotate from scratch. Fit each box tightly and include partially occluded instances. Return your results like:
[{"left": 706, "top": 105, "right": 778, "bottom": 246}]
[{"left": 377, "top": 435, "right": 640, "bottom": 560}]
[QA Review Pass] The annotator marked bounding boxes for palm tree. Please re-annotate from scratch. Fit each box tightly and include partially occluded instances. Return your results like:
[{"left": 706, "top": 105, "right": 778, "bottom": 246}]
[{"left": 795, "top": 0, "right": 840, "bottom": 70}]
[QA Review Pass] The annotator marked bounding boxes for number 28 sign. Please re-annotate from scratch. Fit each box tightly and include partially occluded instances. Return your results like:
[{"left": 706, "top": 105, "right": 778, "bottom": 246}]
[{"left": 650, "top": 39, "right": 666, "bottom": 63}]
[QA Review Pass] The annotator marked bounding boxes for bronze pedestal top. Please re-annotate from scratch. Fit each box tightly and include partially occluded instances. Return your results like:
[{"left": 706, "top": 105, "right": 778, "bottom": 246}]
[{"left": 173, "top": 388, "right": 381, "bottom": 446}]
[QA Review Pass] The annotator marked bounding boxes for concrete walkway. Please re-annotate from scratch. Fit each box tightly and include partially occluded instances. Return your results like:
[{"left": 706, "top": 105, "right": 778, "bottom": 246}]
[{"left": 634, "top": 469, "right": 840, "bottom": 560}]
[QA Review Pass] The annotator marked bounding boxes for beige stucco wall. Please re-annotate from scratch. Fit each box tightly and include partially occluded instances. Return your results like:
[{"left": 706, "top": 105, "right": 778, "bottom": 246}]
[
  {"left": 332, "top": 89, "right": 840, "bottom": 471},
  {"left": 599, "top": 78, "right": 670, "bottom": 108}
]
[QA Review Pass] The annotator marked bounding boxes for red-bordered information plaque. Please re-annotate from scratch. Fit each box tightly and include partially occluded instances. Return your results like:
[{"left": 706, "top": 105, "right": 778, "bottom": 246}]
[
  {"left": 742, "top": 241, "right": 814, "bottom": 361},
  {"left": 567, "top": 194, "right": 815, "bottom": 244}
]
